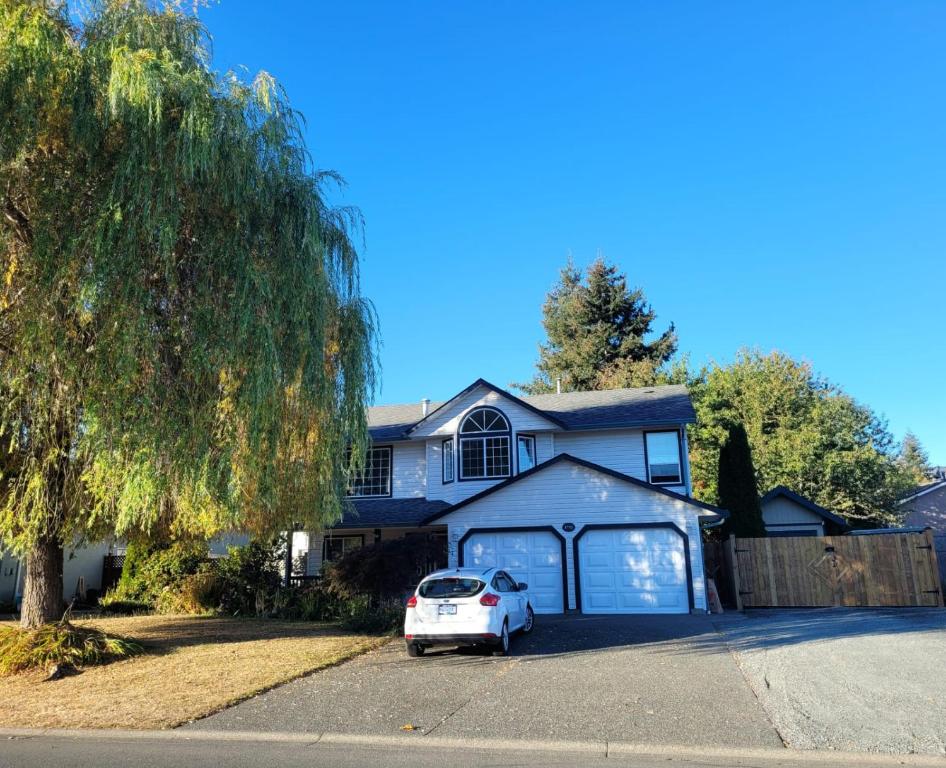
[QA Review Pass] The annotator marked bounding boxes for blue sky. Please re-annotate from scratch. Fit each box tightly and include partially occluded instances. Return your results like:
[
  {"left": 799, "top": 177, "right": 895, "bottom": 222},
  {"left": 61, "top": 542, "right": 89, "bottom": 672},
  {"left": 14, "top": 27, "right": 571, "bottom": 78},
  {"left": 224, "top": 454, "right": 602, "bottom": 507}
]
[{"left": 203, "top": 1, "right": 946, "bottom": 463}]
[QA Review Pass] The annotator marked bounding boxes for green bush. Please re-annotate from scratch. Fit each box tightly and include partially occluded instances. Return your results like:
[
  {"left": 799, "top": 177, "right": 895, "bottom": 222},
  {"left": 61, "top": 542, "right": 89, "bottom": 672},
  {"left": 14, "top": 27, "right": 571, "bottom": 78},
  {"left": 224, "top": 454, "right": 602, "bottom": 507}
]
[
  {"left": 271, "top": 583, "right": 344, "bottom": 621},
  {"left": 108, "top": 540, "right": 209, "bottom": 609},
  {"left": 337, "top": 595, "right": 404, "bottom": 634},
  {"left": 215, "top": 540, "right": 283, "bottom": 616},
  {"left": 97, "top": 596, "right": 152, "bottom": 615},
  {"left": 155, "top": 570, "right": 221, "bottom": 615},
  {"left": 0, "top": 622, "right": 143, "bottom": 675}
]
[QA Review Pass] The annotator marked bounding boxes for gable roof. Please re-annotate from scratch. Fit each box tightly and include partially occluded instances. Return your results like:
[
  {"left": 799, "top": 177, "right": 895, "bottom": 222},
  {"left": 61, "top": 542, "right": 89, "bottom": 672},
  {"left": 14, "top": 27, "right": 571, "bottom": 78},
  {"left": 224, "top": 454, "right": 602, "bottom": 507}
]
[
  {"left": 897, "top": 479, "right": 946, "bottom": 505},
  {"left": 760, "top": 486, "right": 850, "bottom": 530},
  {"left": 368, "top": 379, "right": 695, "bottom": 442},
  {"left": 420, "top": 453, "right": 728, "bottom": 525},
  {"left": 406, "top": 378, "right": 569, "bottom": 435}
]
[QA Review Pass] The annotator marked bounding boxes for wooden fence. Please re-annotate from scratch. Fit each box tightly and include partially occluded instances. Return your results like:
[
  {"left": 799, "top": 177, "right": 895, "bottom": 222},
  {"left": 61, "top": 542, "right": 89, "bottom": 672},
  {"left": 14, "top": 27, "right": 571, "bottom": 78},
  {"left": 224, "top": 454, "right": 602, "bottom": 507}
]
[{"left": 729, "top": 531, "right": 944, "bottom": 609}]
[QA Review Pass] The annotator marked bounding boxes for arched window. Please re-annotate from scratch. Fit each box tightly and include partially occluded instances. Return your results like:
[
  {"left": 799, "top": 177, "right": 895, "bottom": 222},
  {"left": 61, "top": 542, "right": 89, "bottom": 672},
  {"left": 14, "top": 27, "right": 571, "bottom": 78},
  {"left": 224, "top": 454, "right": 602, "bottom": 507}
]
[{"left": 458, "top": 407, "right": 511, "bottom": 479}]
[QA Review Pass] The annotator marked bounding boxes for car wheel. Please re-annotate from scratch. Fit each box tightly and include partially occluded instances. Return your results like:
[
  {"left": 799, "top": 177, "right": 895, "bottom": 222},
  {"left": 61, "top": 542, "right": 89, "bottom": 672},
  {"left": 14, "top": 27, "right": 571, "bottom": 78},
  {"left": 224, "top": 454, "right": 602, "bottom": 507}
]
[
  {"left": 406, "top": 642, "right": 425, "bottom": 658},
  {"left": 522, "top": 605, "right": 535, "bottom": 634},
  {"left": 492, "top": 620, "right": 510, "bottom": 657}
]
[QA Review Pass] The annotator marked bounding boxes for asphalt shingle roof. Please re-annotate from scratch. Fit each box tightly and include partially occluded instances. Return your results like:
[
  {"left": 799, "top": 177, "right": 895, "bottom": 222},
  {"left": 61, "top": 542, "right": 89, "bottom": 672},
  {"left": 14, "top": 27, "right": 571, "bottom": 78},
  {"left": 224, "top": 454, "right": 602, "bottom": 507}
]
[
  {"left": 336, "top": 498, "right": 451, "bottom": 528},
  {"left": 520, "top": 385, "right": 695, "bottom": 430},
  {"left": 366, "top": 383, "right": 694, "bottom": 441}
]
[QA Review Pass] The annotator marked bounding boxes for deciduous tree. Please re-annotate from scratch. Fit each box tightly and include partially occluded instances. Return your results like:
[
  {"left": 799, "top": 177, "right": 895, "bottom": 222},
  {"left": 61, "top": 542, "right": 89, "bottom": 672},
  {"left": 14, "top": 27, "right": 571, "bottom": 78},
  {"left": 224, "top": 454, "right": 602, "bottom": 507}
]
[
  {"left": 689, "top": 350, "right": 912, "bottom": 526},
  {"left": 0, "top": 0, "right": 376, "bottom": 627}
]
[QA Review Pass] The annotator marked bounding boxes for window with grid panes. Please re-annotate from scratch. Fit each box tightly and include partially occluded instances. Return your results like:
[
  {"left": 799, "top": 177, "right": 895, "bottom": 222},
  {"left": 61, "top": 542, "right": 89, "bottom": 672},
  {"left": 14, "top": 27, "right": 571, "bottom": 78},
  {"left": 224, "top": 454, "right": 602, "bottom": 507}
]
[
  {"left": 347, "top": 446, "right": 392, "bottom": 497},
  {"left": 459, "top": 408, "right": 511, "bottom": 479}
]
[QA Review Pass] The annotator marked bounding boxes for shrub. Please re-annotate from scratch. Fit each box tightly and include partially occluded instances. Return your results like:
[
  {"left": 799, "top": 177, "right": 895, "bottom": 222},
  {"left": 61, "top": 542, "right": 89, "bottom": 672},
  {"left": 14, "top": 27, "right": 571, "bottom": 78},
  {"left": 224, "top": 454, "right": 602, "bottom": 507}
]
[
  {"left": 337, "top": 595, "right": 404, "bottom": 634},
  {"left": 0, "top": 622, "right": 143, "bottom": 675},
  {"left": 155, "top": 570, "right": 222, "bottom": 615},
  {"left": 97, "top": 596, "right": 152, "bottom": 615},
  {"left": 323, "top": 537, "right": 437, "bottom": 600},
  {"left": 107, "top": 540, "right": 209, "bottom": 608},
  {"left": 215, "top": 540, "right": 283, "bottom": 616},
  {"left": 269, "top": 582, "right": 346, "bottom": 621}
]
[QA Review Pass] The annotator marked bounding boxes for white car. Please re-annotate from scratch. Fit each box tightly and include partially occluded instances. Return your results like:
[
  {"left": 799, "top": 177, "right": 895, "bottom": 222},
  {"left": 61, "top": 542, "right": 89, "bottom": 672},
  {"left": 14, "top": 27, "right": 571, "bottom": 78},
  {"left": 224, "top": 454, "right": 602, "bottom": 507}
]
[{"left": 404, "top": 567, "right": 535, "bottom": 657}]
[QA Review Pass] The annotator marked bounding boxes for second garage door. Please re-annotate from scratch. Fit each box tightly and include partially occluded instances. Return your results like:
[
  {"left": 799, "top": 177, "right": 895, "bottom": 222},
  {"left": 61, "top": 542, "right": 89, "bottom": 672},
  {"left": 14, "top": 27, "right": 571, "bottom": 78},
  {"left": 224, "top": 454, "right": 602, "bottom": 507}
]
[
  {"left": 462, "top": 530, "right": 564, "bottom": 614},
  {"left": 577, "top": 527, "right": 689, "bottom": 614}
]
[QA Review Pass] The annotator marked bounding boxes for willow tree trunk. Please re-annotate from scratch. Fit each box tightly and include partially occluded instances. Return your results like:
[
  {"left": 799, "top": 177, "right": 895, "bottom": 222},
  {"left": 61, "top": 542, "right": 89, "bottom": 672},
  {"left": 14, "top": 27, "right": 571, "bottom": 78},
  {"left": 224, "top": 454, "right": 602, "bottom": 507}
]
[{"left": 20, "top": 535, "right": 64, "bottom": 628}]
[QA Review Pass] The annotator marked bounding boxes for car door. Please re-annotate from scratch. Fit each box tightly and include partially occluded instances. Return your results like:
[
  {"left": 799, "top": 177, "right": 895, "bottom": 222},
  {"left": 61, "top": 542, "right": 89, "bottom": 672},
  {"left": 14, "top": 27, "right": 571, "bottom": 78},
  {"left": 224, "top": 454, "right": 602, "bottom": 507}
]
[{"left": 495, "top": 571, "right": 524, "bottom": 629}]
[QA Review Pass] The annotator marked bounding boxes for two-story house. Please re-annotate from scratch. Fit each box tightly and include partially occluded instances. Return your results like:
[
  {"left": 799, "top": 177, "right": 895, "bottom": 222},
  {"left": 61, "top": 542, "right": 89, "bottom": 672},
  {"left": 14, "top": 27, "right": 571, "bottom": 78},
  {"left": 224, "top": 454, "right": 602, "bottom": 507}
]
[{"left": 309, "top": 378, "right": 727, "bottom": 616}]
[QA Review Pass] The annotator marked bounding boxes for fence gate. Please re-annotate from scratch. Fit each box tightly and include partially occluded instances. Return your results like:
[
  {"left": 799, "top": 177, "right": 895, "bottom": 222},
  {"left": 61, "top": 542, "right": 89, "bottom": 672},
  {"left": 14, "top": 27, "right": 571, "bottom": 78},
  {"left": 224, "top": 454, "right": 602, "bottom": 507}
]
[{"left": 729, "top": 531, "right": 944, "bottom": 609}]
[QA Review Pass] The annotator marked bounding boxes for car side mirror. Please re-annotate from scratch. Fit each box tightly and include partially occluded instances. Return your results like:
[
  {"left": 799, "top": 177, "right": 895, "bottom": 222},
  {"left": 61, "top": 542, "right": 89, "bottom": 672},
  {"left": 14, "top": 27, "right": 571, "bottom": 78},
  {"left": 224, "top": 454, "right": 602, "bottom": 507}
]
[{"left": 517, "top": 582, "right": 528, "bottom": 591}]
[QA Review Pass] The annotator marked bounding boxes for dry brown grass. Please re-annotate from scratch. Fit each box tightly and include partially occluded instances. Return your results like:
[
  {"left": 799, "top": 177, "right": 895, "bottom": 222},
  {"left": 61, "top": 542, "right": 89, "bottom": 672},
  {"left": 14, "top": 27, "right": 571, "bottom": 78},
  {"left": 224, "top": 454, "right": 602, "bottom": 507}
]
[{"left": 0, "top": 615, "right": 390, "bottom": 729}]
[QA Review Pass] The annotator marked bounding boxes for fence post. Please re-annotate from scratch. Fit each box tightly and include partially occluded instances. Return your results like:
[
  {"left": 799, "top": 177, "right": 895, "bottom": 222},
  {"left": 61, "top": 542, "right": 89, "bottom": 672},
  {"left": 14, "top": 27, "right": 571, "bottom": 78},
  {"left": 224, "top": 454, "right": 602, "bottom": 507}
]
[
  {"left": 728, "top": 534, "right": 743, "bottom": 612},
  {"left": 925, "top": 529, "right": 945, "bottom": 607}
]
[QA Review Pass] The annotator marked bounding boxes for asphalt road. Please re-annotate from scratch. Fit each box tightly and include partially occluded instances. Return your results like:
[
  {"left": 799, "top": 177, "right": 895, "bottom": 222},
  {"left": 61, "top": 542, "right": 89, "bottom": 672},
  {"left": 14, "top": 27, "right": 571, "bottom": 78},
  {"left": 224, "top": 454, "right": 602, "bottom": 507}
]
[
  {"left": 2, "top": 732, "right": 944, "bottom": 768},
  {"left": 187, "top": 614, "right": 781, "bottom": 748}
]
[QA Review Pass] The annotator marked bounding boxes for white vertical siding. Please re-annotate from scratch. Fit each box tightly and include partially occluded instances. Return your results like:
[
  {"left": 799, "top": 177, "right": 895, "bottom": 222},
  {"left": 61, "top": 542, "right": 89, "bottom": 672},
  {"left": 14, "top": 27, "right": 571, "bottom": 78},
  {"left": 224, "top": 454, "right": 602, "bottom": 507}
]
[{"left": 441, "top": 459, "right": 709, "bottom": 612}]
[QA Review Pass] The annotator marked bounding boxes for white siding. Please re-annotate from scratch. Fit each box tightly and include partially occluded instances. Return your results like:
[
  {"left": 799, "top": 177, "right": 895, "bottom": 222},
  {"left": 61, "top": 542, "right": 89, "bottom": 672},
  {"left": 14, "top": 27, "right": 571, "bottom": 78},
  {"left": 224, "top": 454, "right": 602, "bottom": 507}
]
[
  {"left": 553, "top": 428, "right": 687, "bottom": 496},
  {"left": 392, "top": 440, "right": 426, "bottom": 498},
  {"left": 409, "top": 384, "right": 561, "bottom": 438},
  {"left": 439, "top": 459, "right": 708, "bottom": 612},
  {"left": 62, "top": 541, "right": 111, "bottom": 598},
  {"left": 0, "top": 550, "right": 18, "bottom": 604}
]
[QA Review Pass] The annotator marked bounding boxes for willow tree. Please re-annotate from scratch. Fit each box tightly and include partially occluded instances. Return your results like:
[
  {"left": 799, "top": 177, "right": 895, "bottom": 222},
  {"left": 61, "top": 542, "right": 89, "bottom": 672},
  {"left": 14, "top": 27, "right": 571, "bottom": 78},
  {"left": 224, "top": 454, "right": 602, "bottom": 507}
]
[{"left": 0, "top": 0, "right": 376, "bottom": 628}]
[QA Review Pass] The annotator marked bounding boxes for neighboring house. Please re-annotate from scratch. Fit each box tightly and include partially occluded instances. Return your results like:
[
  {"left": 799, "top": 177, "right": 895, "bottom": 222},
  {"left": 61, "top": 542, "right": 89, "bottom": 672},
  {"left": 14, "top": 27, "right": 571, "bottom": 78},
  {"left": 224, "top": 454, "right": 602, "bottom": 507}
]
[
  {"left": 759, "top": 486, "right": 850, "bottom": 537},
  {"left": 1, "top": 534, "right": 251, "bottom": 608},
  {"left": 898, "top": 479, "right": 946, "bottom": 586},
  {"left": 310, "top": 378, "right": 726, "bottom": 615},
  {"left": 1, "top": 541, "right": 117, "bottom": 607}
]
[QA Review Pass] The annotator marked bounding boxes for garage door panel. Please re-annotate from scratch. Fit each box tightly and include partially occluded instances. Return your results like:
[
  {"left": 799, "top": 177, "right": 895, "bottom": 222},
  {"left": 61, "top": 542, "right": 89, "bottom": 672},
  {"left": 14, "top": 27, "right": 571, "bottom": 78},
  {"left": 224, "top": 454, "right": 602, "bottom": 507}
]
[
  {"left": 463, "top": 530, "right": 564, "bottom": 614},
  {"left": 578, "top": 527, "right": 689, "bottom": 615}
]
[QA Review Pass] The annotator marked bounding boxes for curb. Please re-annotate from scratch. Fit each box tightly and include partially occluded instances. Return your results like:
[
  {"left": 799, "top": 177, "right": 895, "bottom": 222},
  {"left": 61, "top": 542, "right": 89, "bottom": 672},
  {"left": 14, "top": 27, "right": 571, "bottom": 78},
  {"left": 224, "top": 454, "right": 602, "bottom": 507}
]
[{"left": 1, "top": 727, "right": 944, "bottom": 765}]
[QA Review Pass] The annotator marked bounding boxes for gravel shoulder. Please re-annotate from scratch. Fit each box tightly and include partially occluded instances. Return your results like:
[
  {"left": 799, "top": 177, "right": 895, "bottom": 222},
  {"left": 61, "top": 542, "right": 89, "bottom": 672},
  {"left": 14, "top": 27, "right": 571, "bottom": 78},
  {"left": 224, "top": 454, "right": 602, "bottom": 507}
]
[{"left": 713, "top": 609, "right": 946, "bottom": 755}]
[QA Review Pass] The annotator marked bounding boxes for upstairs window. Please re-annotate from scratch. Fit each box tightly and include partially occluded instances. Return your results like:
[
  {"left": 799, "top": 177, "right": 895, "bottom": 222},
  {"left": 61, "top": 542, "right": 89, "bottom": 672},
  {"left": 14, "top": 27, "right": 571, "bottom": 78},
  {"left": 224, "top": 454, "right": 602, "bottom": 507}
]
[
  {"left": 347, "top": 446, "right": 392, "bottom": 497},
  {"left": 645, "top": 430, "right": 683, "bottom": 485},
  {"left": 459, "top": 407, "right": 511, "bottom": 479},
  {"left": 517, "top": 434, "right": 536, "bottom": 473},
  {"left": 442, "top": 438, "right": 455, "bottom": 483}
]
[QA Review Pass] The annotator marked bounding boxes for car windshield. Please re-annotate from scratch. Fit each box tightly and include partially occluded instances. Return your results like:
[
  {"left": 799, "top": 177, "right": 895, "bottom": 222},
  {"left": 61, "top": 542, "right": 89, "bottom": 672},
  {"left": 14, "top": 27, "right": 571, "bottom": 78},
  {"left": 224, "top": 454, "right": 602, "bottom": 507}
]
[{"left": 418, "top": 577, "right": 485, "bottom": 599}]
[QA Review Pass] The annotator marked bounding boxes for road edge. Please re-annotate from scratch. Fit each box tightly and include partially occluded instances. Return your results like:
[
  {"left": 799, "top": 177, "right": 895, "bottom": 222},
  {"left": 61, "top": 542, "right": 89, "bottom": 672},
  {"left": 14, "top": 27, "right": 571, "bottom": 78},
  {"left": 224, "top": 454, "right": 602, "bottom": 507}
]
[{"left": 1, "top": 727, "right": 944, "bottom": 765}]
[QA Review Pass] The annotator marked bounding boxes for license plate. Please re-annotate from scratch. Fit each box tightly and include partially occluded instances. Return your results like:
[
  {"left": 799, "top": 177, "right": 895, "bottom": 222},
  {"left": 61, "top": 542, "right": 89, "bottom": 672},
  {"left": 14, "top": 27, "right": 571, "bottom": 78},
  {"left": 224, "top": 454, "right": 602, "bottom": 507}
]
[{"left": 438, "top": 604, "right": 457, "bottom": 615}]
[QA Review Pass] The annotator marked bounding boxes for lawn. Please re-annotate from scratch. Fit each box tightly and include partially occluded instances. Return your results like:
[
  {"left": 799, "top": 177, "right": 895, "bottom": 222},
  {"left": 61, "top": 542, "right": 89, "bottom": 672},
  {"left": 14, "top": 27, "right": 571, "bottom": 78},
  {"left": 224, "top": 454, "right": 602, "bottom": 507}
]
[{"left": 0, "top": 615, "right": 390, "bottom": 730}]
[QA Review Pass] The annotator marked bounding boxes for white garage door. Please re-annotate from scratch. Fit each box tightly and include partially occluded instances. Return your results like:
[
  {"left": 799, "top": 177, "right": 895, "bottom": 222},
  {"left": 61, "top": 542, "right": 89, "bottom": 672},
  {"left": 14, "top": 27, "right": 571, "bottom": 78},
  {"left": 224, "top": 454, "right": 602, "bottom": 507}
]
[
  {"left": 577, "top": 527, "right": 689, "bottom": 614},
  {"left": 462, "top": 530, "right": 564, "bottom": 614}
]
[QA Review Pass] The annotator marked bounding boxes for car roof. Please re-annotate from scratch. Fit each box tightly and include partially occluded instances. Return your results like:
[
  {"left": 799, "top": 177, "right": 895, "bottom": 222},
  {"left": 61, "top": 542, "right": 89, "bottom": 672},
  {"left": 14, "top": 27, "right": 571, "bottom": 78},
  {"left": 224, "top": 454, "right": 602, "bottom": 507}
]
[{"left": 422, "top": 567, "right": 497, "bottom": 580}]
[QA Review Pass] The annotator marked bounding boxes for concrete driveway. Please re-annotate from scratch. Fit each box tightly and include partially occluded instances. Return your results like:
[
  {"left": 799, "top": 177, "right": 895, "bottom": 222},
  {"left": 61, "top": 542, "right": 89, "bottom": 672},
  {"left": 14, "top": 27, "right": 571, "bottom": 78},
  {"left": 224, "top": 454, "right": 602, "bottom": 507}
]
[
  {"left": 186, "top": 614, "right": 782, "bottom": 748},
  {"left": 713, "top": 609, "right": 946, "bottom": 755}
]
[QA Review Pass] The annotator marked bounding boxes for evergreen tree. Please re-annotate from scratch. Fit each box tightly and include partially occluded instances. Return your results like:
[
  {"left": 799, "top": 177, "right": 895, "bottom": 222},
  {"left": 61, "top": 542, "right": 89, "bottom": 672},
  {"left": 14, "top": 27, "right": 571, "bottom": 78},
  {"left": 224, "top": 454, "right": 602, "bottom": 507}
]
[
  {"left": 898, "top": 432, "right": 932, "bottom": 485},
  {"left": 0, "top": 1, "right": 376, "bottom": 627},
  {"left": 717, "top": 423, "right": 766, "bottom": 538},
  {"left": 516, "top": 257, "right": 677, "bottom": 394}
]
